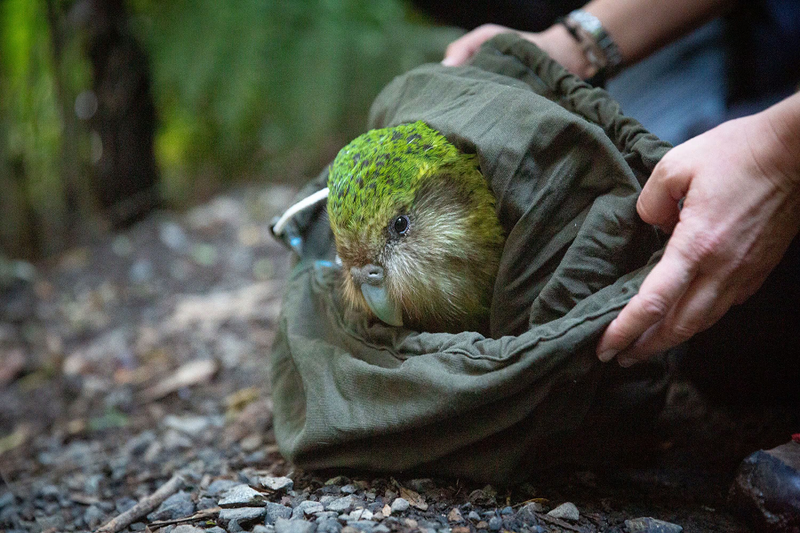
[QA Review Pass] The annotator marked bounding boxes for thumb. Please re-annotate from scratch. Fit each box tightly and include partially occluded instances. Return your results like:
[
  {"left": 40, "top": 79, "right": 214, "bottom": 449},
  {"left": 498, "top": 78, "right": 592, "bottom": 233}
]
[{"left": 637, "top": 156, "right": 690, "bottom": 232}]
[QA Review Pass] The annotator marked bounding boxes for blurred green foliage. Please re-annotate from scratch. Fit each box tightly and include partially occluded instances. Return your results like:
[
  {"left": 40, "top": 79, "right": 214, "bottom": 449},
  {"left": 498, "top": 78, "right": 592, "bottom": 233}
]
[
  {"left": 0, "top": 0, "right": 461, "bottom": 259},
  {"left": 129, "top": 0, "right": 461, "bottom": 204}
]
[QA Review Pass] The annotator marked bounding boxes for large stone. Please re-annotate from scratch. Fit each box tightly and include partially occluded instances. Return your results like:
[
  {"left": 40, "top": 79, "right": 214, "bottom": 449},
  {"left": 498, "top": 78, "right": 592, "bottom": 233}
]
[{"left": 730, "top": 440, "right": 800, "bottom": 533}]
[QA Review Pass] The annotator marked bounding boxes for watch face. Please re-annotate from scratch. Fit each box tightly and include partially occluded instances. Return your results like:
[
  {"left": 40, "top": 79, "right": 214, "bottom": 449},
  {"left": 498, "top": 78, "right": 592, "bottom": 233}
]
[{"left": 571, "top": 10, "right": 603, "bottom": 36}]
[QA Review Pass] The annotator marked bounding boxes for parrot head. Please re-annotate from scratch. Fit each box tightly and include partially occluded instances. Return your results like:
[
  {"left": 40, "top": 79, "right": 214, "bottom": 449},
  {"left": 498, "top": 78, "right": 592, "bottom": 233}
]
[{"left": 327, "top": 121, "right": 505, "bottom": 334}]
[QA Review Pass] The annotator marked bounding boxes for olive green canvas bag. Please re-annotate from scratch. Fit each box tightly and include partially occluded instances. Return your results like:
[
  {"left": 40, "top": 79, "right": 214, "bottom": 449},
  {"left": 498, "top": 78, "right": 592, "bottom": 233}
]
[{"left": 270, "top": 33, "right": 673, "bottom": 485}]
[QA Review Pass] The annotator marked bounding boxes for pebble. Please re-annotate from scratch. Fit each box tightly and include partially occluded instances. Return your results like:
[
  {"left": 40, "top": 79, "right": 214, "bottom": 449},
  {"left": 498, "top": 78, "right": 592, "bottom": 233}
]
[
  {"left": 0, "top": 492, "right": 15, "bottom": 509},
  {"left": 206, "top": 479, "right": 240, "bottom": 496},
  {"left": 488, "top": 516, "right": 503, "bottom": 530},
  {"left": 253, "top": 526, "right": 272, "bottom": 533},
  {"left": 347, "top": 508, "right": 373, "bottom": 521},
  {"left": 448, "top": 508, "right": 464, "bottom": 522},
  {"left": 172, "top": 526, "right": 205, "bottom": 533},
  {"left": 347, "top": 520, "right": 378, "bottom": 532},
  {"left": 291, "top": 500, "right": 324, "bottom": 519},
  {"left": 219, "top": 506, "right": 268, "bottom": 525},
  {"left": 547, "top": 502, "right": 580, "bottom": 522},
  {"left": 624, "top": 517, "right": 684, "bottom": 532},
  {"left": 265, "top": 502, "right": 293, "bottom": 524},
  {"left": 341, "top": 484, "right": 359, "bottom": 494},
  {"left": 317, "top": 518, "right": 343, "bottom": 533},
  {"left": 262, "top": 476, "right": 294, "bottom": 492},
  {"left": 219, "top": 484, "right": 266, "bottom": 507},
  {"left": 147, "top": 490, "right": 195, "bottom": 521},
  {"left": 83, "top": 504, "right": 106, "bottom": 528},
  {"left": 275, "top": 517, "right": 317, "bottom": 533},
  {"left": 327, "top": 495, "right": 357, "bottom": 512},
  {"left": 390, "top": 497, "right": 410, "bottom": 513}
]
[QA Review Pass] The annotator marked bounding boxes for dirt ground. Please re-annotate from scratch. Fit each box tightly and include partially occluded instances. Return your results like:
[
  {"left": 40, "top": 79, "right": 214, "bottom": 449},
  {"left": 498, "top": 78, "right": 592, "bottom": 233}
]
[{"left": 1, "top": 183, "right": 796, "bottom": 533}]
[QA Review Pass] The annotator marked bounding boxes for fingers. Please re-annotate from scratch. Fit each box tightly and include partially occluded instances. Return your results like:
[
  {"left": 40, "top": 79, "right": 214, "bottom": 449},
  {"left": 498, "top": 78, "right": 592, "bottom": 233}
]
[
  {"left": 596, "top": 233, "right": 697, "bottom": 361},
  {"left": 617, "top": 276, "right": 735, "bottom": 364},
  {"left": 636, "top": 154, "right": 689, "bottom": 232},
  {"left": 442, "top": 24, "right": 512, "bottom": 67}
]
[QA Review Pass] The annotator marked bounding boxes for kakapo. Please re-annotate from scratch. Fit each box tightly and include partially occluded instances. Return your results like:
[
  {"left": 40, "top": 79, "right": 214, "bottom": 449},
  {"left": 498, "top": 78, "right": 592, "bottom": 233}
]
[{"left": 327, "top": 121, "right": 505, "bottom": 334}]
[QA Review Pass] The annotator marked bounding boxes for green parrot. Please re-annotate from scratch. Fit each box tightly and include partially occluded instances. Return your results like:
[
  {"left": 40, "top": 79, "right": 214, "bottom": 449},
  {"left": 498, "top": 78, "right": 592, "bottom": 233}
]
[{"left": 327, "top": 120, "right": 505, "bottom": 334}]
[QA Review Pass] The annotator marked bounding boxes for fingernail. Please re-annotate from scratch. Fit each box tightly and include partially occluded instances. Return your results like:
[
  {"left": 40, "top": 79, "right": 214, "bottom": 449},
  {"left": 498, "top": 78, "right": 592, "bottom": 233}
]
[
  {"left": 598, "top": 349, "right": 618, "bottom": 362},
  {"left": 617, "top": 357, "right": 637, "bottom": 368},
  {"left": 441, "top": 57, "right": 457, "bottom": 67}
]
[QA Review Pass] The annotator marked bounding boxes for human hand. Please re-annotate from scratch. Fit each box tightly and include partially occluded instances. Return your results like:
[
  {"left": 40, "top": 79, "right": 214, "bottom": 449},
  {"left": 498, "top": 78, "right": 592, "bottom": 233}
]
[
  {"left": 597, "top": 107, "right": 800, "bottom": 366},
  {"left": 442, "top": 23, "right": 595, "bottom": 79}
]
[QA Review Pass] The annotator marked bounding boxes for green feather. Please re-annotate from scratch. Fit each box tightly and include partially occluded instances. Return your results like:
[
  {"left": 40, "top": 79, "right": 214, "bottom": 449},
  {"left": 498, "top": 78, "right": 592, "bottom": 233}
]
[{"left": 327, "top": 121, "right": 505, "bottom": 334}]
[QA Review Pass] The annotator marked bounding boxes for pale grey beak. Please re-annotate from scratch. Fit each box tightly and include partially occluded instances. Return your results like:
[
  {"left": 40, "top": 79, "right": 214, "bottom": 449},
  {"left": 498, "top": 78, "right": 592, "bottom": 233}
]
[{"left": 351, "top": 264, "right": 403, "bottom": 327}]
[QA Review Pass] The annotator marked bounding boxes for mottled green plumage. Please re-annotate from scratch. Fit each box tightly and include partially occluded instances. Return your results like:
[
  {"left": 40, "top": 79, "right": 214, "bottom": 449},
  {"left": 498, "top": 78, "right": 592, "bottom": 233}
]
[{"left": 327, "top": 121, "right": 505, "bottom": 334}]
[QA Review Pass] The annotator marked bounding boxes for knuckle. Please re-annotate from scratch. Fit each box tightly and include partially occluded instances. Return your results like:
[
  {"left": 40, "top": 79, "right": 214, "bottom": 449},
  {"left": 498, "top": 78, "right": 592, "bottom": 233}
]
[
  {"left": 680, "top": 229, "right": 723, "bottom": 263},
  {"left": 667, "top": 321, "right": 697, "bottom": 344},
  {"left": 634, "top": 292, "right": 671, "bottom": 322}
]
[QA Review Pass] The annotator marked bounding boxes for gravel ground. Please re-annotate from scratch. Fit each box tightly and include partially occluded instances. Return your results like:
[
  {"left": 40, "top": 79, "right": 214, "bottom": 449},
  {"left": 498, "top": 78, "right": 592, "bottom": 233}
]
[{"left": 1, "top": 183, "right": 796, "bottom": 533}]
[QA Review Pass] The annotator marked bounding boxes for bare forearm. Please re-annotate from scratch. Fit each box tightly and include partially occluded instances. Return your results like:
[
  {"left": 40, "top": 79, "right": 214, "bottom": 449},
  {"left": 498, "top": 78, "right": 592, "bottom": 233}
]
[{"left": 584, "top": 0, "right": 732, "bottom": 65}]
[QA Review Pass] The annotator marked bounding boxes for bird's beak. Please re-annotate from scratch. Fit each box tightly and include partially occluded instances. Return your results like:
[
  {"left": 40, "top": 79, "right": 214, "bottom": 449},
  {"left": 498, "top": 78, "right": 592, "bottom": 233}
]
[
  {"left": 361, "top": 283, "right": 403, "bottom": 327},
  {"left": 350, "top": 264, "right": 403, "bottom": 327}
]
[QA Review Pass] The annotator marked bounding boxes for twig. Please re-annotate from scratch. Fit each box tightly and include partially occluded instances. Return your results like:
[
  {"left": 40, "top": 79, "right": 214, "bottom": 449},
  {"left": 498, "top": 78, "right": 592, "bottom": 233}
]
[
  {"left": 537, "top": 512, "right": 585, "bottom": 532},
  {"left": 148, "top": 507, "right": 220, "bottom": 529},
  {"left": 96, "top": 473, "right": 185, "bottom": 533}
]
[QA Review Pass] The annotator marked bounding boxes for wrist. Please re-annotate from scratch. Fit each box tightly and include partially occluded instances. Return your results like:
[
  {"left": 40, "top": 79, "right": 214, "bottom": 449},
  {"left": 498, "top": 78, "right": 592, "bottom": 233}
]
[
  {"left": 760, "top": 95, "right": 800, "bottom": 183},
  {"left": 531, "top": 24, "right": 596, "bottom": 79}
]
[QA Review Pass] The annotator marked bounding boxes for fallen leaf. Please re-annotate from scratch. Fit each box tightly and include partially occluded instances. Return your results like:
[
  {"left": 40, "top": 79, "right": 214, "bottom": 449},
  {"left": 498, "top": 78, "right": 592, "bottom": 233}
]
[{"left": 139, "top": 359, "right": 218, "bottom": 402}]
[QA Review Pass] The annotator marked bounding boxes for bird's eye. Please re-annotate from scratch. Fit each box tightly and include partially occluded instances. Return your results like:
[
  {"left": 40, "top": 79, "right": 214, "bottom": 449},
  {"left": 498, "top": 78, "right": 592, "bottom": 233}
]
[{"left": 392, "top": 215, "right": 410, "bottom": 236}]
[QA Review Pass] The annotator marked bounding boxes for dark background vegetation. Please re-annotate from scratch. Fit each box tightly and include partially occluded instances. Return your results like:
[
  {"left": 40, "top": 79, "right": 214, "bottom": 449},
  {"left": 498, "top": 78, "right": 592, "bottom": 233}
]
[{"left": 0, "top": 0, "right": 462, "bottom": 261}]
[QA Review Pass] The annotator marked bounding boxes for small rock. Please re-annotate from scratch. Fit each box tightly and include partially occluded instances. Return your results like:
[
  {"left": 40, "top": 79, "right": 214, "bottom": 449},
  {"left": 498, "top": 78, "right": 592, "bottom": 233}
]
[
  {"left": 390, "top": 498, "right": 409, "bottom": 513},
  {"left": 205, "top": 528, "right": 227, "bottom": 533},
  {"left": 206, "top": 479, "right": 240, "bottom": 496},
  {"left": 327, "top": 495, "right": 357, "bottom": 513},
  {"left": 315, "top": 511, "right": 339, "bottom": 521},
  {"left": 172, "top": 526, "right": 205, "bottom": 533},
  {"left": 624, "top": 517, "right": 683, "bottom": 533},
  {"left": 148, "top": 490, "right": 195, "bottom": 521},
  {"left": 448, "top": 508, "right": 464, "bottom": 522},
  {"left": 516, "top": 501, "right": 543, "bottom": 523},
  {"left": 381, "top": 504, "right": 391, "bottom": 517},
  {"left": 347, "top": 520, "right": 377, "bottom": 533},
  {"left": 220, "top": 507, "right": 268, "bottom": 526},
  {"left": 84, "top": 505, "right": 106, "bottom": 528},
  {"left": 262, "top": 476, "right": 294, "bottom": 492},
  {"left": 475, "top": 520, "right": 489, "bottom": 529},
  {"left": 265, "top": 502, "right": 293, "bottom": 524},
  {"left": 197, "top": 496, "right": 218, "bottom": 510},
  {"left": 219, "top": 484, "right": 266, "bottom": 507},
  {"left": 547, "top": 502, "right": 580, "bottom": 522},
  {"left": 347, "top": 508, "right": 373, "bottom": 521},
  {"left": 291, "top": 500, "right": 324, "bottom": 519},
  {"left": 325, "top": 476, "right": 351, "bottom": 486},
  {"left": 406, "top": 479, "right": 436, "bottom": 493},
  {"left": 341, "top": 484, "right": 359, "bottom": 495},
  {"left": 500, "top": 506, "right": 513, "bottom": 515},
  {"left": 488, "top": 516, "right": 502, "bottom": 530},
  {"left": 468, "top": 510, "right": 481, "bottom": 521},
  {"left": 317, "top": 519, "right": 343, "bottom": 533},
  {"left": 253, "top": 527, "right": 272, "bottom": 533},
  {"left": 0, "top": 492, "right": 15, "bottom": 509},
  {"left": 275, "top": 517, "right": 317, "bottom": 533}
]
